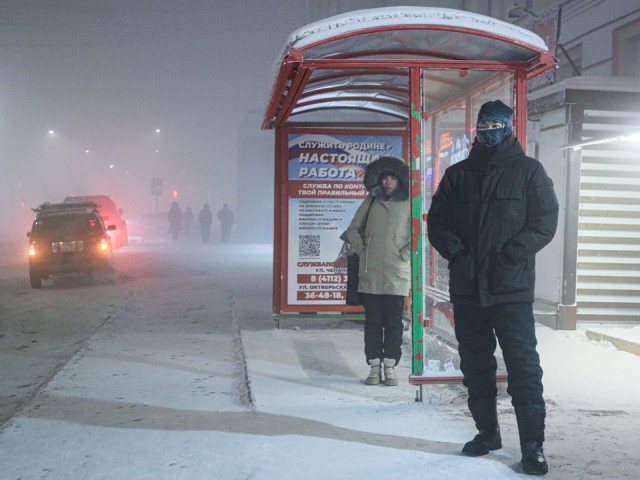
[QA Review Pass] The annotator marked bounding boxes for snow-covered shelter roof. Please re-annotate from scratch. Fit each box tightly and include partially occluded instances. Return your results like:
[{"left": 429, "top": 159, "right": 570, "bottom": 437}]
[{"left": 263, "top": 6, "right": 556, "bottom": 129}]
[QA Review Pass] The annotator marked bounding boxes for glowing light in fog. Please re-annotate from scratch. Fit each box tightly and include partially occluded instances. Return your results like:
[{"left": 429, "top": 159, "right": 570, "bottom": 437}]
[
  {"left": 621, "top": 132, "right": 640, "bottom": 142},
  {"left": 566, "top": 131, "right": 640, "bottom": 151}
]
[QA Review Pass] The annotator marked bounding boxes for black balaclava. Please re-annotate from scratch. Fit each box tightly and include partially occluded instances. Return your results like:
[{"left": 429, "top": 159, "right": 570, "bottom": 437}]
[{"left": 476, "top": 99, "right": 514, "bottom": 147}]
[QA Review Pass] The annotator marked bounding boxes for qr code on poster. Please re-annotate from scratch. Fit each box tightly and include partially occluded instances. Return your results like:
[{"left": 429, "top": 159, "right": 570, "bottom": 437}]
[{"left": 299, "top": 235, "right": 320, "bottom": 258}]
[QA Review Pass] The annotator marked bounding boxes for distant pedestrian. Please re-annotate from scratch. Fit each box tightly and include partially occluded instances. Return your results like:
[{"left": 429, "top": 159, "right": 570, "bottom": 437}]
[
  {"left": 217, "top": 203, "right": 234, "bottom": 243},
  {"left": 183, "top": 207, "right": 194, "bottom": 237},
  {"left": 167, "top": 201, "right": 182, "bottom": 241},
  {"left": 427, "top": 100, "right": 559, "bottom": 475},
  {"left": 199, "top": 204, "right": 212, "bottom": 242}
]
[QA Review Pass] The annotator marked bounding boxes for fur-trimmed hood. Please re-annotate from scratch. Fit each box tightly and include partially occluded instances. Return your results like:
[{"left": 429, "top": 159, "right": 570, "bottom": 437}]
[{"left": 363, "top": 156, "right": 409, "bottom": 200}]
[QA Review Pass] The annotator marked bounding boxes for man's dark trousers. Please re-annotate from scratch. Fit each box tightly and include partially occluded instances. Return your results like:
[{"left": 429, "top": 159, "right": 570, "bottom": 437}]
[{"left": 453, "top": 302, "right": 544, "bottom": 407}]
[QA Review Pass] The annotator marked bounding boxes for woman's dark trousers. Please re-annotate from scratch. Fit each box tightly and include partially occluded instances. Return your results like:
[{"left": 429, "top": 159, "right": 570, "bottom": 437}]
[{"left": 362, "top": 293, "right": 404, "bottom": 363}]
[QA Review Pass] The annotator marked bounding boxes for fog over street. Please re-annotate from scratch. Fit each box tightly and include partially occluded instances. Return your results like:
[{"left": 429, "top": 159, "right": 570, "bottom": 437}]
[{"left": 0, "top": 0, "right": 319, "bottom": 243}]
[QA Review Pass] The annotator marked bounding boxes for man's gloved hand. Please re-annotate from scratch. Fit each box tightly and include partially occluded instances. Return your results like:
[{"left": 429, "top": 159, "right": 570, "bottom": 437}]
[{"left": 450, "top": 250, "right": 465, "bottom": 265}]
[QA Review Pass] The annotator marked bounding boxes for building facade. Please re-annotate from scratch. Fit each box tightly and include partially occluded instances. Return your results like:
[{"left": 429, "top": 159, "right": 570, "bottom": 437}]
[{"left": 514, "top": 0, "right": 640, "bottom": 328}]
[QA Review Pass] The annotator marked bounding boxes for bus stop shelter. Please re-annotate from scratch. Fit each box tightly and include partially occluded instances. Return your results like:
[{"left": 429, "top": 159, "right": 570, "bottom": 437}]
[{"left": 262, "top": 6, "right": 557, "bottom": 383}]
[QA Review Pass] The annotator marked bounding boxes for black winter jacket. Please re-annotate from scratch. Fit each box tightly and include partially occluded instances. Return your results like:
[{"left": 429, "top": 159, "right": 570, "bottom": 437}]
[{"left": 427, "top": 136, "right": 559, "bottom": 306}]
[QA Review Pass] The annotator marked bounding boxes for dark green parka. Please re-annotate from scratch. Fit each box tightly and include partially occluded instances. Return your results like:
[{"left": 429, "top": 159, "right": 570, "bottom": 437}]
[{"left": 427, "top": 136, "right": 559, "bottom": 307}]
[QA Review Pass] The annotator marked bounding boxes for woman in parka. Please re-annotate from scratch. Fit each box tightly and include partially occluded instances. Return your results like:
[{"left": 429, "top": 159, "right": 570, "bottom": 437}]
[{"left": 345, "top": 156, "right": 411, "bottom": 386}]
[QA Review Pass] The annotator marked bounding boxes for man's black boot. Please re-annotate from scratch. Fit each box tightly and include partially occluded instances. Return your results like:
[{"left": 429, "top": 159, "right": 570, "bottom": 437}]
[
  {"left": 521, "top": 441, "right": 548, "bottom": 475},
  {"left": 515, "top": 404, "right": 548, "bottom": 475},
  {"left": 461, "top": 426, "right": 502, "bottom": 456},
  {"left": 461, "top": 399, "right": 502, "bottom": 456}
]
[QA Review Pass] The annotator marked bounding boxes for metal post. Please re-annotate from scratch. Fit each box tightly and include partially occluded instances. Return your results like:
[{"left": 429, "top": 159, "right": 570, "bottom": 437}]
[
  {"left": 559, "top": 144, "right": 580, "bottom": 330},
  {"left": 409, "top": 67, "right": 425, "bottom": 377}
]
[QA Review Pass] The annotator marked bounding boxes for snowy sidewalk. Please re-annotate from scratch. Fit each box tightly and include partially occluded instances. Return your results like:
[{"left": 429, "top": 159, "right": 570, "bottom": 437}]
[
  {"left": 1, "top": 317, "right": 640, "bottom": 478},
  {"left": 241, "top": 325, "right": 640, "bottom": 479},
  {"left": 585, "top": 326, "right": 640, "bottom": 357},
  {"left": 2, "top": 242, "right": 639, "bottom": 478},
  {"left": 0, "top": 321, "right": 519, "bottom": 480},
  {"left": 241, "top": 327, "right": 522, "bottom": 478}
]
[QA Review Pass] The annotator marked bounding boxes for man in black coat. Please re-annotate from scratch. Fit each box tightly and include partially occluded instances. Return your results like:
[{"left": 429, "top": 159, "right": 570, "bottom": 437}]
[{"left": 427, "top": 100, "right": 559, "bottom": 475}]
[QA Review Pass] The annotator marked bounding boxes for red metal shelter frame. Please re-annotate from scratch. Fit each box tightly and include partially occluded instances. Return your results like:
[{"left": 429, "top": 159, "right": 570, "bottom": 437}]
[{"left": 263, "top": 7, "right": 557, "bottom": 377}]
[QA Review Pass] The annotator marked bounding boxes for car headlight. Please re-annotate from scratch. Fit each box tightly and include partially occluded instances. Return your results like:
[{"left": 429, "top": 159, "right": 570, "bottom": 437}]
[{"left": 28, "top": 243, "right": 36, "bottom": 256}]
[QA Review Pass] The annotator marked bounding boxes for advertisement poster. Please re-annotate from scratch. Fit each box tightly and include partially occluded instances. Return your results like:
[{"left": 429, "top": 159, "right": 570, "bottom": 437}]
[{"left": 287, "top": 132, "right": 403, "bottom": 306}]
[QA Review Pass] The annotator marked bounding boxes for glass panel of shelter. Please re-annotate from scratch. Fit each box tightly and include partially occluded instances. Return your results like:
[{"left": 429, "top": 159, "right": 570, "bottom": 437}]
[{"left": 420, "top": 68, "right": 515, "bottom": 361}]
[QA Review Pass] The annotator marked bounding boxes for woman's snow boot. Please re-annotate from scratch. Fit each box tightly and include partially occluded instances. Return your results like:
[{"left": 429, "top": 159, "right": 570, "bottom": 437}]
[
  {"left": 365, "top": 359, "right": 382, "bottom": 385},
  {"left": 383, "top": 358, "right": 398, "bottom": 386}
]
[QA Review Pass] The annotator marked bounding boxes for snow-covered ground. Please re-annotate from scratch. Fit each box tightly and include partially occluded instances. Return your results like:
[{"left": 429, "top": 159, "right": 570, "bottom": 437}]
[{"left": 1, "top": 241, "right": 639, "bottom": 479}]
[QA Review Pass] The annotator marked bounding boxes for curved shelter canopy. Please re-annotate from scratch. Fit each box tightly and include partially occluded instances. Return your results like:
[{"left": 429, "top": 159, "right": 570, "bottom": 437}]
[{"left": 263, "top": 6, "right": 555, "bottom": 129}]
